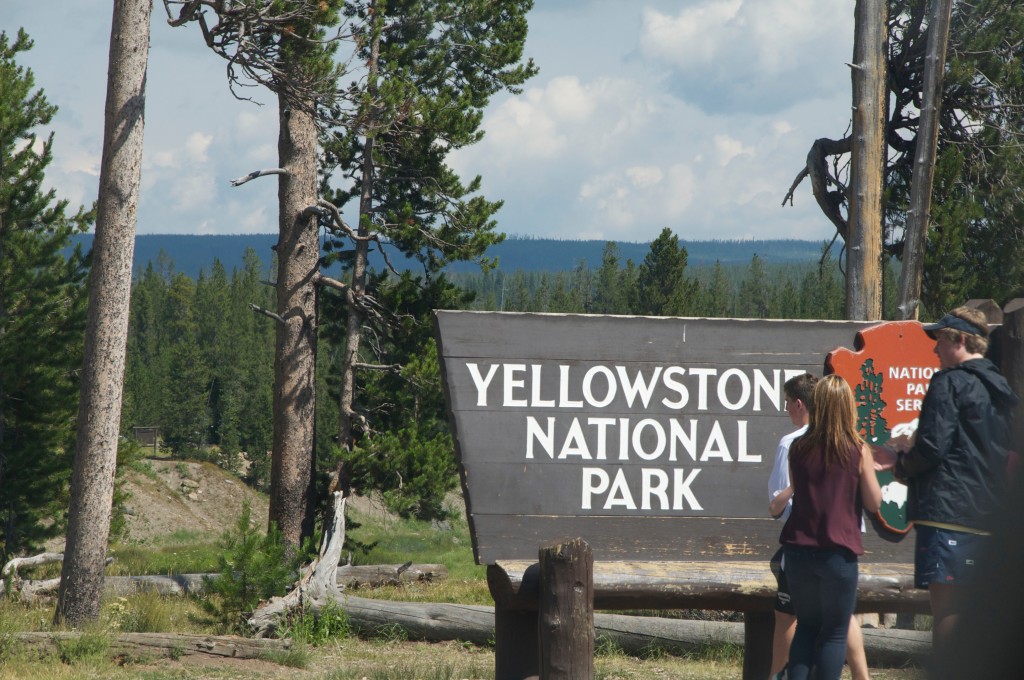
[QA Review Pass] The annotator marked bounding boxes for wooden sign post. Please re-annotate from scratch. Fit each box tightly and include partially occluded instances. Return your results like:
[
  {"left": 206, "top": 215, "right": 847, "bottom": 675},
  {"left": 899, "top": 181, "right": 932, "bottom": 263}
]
[{"left": 434, "top": 311, "right": 942, "bottom": 680}]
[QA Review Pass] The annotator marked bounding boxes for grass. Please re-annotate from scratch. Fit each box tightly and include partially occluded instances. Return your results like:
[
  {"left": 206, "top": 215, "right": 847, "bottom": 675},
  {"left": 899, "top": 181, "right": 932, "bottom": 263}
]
[
  {"left": 0, "top": 488, "right": 928, "bottom": 679},
  {"left": 107, "top": 530, "right": 223, "bottom": 576},
  {"left": 344, "top": 500, "right": 491, "bottom": 605}
]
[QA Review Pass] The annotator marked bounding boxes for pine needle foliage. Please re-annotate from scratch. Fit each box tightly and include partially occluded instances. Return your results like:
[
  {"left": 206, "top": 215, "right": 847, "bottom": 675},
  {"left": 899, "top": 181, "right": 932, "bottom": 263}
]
[{"left": 0, "top": 29, "right": 92, "bottom": 561}]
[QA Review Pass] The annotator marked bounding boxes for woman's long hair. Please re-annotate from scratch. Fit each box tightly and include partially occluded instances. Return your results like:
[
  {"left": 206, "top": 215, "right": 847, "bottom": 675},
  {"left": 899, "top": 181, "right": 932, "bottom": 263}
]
[{"left": 792, "top": 374, "right": 863, "bottom": 468}]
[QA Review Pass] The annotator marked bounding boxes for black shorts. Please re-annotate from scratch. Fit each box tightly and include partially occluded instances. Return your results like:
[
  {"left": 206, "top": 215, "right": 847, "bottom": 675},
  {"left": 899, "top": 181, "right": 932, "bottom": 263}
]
[
  {"left": 770, "top": 547, "right": 795, "bottom": 615},
  {"left": 914, "top": 524, "right": 989, "bottom": 589}
]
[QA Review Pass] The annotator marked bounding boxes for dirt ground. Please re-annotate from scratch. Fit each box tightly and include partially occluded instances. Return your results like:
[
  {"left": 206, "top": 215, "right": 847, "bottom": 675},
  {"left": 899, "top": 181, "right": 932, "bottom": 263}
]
[
  {"left": 115, "top": 458, "right": 391, "bottom": 544},
  {"left": 119, "top": 459, "right": 271, "bottom": 542}
]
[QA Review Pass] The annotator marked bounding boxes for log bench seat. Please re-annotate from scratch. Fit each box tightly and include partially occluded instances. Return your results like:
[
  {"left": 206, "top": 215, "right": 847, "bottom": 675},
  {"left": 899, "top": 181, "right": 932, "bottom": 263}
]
[{"left": 487, "top": 560, "right": 928, "bottom": 614}]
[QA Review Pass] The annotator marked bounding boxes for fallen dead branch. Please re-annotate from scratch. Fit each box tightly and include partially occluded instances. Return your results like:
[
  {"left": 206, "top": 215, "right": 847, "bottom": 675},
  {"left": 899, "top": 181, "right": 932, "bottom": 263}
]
[{"left": 10, "top": 632, "right": 291, "bottom": 659}]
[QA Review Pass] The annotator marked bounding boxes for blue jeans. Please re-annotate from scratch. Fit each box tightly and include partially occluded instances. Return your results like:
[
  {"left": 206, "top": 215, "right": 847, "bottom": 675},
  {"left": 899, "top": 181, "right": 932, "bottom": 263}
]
[{"left": 782, "top": 545, "right": 858, "bottom": 680}]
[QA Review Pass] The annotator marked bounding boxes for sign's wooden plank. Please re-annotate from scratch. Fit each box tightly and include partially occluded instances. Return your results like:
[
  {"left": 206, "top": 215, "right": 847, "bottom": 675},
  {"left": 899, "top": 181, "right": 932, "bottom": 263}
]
[
  {"left": 459, "top": 460, "right": 781, "bottom": 517},
  {"left": 470, "top": 515, "right": 912, "bottom": 564},
  {"left": 435, "top": 311, "right": 869, "bottom": 362}
]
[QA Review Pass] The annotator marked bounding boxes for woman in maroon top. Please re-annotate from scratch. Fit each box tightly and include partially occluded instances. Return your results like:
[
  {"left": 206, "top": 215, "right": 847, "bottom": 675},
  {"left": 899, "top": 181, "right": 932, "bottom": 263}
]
[{"left": 778, "top": 375, "right": 881, "bottom": 680}]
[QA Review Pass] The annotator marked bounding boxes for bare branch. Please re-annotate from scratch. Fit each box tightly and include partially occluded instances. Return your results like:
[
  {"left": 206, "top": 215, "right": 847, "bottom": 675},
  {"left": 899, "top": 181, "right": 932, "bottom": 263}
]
[
  {"left": 3, "top": 553, "right": 64, "bottom": 577},
  {"left": 230, "top": 168, "right": 288, "bottom": 187},
  {"left": 783, "top": 137, "right": 853, "bottom": 242},
  {"left": 318, "top": 199, "right": 368, "bottom": 241},
  {"left": 249, "top": 303, "right": 286, "bottom": 325},
  {"left": 352, "top": 362, "right": 401, "bottom": 372},
  {"left": 314, "top": 273, "right": 350, "bottom": 295},
  {"left": 782, "top": 168, "right": 810, "bottom": 207},
  {"left": 370, "top": 234, "right": 401, "bottom": 275}
]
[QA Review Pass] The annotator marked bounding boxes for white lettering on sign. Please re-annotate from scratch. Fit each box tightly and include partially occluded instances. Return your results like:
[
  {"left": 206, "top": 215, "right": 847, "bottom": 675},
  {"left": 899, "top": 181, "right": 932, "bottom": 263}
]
[
  {"left": 467, "top": 362, "right": 499, "bottom": 406},
  {"left": 889, "top": 366, "right": 937, "bottom": 380},
  {"left": 467, "top": 362, "right": 803, "bottom": 412},
  {"left": 469, "top": 359, "right": 795, "bottom": 514},
  {"left": 896, "top": 398, "right": 923, "bottom": 412},
  {"left": 525, "top": 416, "right": 756, "bottom": 462},
  {"left": 582, "top": 467, "right": 703, "bottom": 511}
]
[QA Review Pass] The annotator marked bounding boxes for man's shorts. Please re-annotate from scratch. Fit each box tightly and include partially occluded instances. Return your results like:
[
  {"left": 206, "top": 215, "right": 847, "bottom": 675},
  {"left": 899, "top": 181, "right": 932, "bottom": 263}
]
[
  {"left": 769, "top": 547, "right": 795, "bottom": 615},
  {"left": 914, "top": 524, "right": 989, "bottom": 589}
]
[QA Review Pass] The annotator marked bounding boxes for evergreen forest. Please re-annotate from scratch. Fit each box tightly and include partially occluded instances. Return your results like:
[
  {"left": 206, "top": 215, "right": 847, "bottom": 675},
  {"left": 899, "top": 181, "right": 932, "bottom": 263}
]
[{"left": 108, "top": 227, "right": 901, "bottom": 534}]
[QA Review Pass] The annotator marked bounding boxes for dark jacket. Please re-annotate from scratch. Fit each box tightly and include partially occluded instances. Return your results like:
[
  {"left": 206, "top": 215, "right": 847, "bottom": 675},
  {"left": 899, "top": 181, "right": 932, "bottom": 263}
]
[{"left": 897, "top": 358, "right": 1018, "bottom": 531}]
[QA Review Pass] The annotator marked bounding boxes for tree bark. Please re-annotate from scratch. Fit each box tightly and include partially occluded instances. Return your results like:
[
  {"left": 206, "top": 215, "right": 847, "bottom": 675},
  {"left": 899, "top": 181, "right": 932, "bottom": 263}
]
[
  {"left": 846, "top": 0, "right": 888, "bottom": 321},
  {"left": 269, "top": 91, "right": 320, "bottom": 551},
  {"left": 55, "top": 0, "right": 151, "bottom": 627},
  {"left": 896, "top": 0, "right": 954, "bottom": 320},
  {"left": 538, "top": 538, "right": 594, "bottom": 680}
]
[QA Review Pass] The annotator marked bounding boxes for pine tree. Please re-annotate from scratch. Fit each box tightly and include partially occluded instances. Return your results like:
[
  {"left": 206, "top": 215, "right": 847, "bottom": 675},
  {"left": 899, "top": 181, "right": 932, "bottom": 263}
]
[
  {"left": 160, "top": 273, "right": 211, "bottom": 455},
  {"left": 0, "top": 30, "right": 92, "bottom": 560},
  {"left": 700, "top": 260, "right": 734, "bottom": 317},
  {"left": 230, "top": 249, "right": 275, "bottom": 488},
  {"left": 592, "top": 242, "right": 630, "bottom": 314},
  {"left": 319, "top": 0, "right": 537, "bottom": 508},
  {"left": 737, "top": 255, "right": 773, "bottom": 319},
  {"left": 636, "top": 228, "right": 698, "bottom": 316},
  {"left": 123, "top": 262, "right": 170, "bottom": 433}
]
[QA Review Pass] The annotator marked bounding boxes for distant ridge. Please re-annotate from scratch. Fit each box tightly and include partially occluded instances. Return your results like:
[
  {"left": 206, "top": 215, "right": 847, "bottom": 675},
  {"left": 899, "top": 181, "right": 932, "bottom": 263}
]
[{"left": 67, "top": 234, "right": 827, "bottom": 279}]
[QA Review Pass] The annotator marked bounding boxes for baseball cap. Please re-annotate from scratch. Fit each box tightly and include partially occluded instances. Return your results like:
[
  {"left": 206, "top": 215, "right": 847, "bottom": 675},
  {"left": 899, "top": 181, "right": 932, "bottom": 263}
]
[{"left": 922, "top": 314, "right": 987, "bottom": 339}]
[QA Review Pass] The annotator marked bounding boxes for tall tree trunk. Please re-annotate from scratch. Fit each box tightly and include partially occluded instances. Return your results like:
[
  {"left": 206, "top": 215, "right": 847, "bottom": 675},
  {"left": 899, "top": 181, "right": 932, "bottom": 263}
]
[
  {"left": 54, "top": 0, "right": 151, "bottom": 626},
  {"left": 269, "top": 94, "right": 319, "bottom": 551},
  {"left": 336, "top": 1, "right": 380, "bottom": 475},
  {"left": 846, "top": 0, "right": 888, "bottom": 321},
  {"left": 896, "top": 0, "right": 954, "bottom": 320}
]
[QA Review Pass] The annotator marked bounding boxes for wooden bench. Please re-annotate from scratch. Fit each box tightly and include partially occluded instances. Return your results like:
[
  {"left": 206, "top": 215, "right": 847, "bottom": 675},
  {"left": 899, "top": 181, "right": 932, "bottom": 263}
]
[{"left": 434, "top": 311, "right": 932, "bottom": 679}]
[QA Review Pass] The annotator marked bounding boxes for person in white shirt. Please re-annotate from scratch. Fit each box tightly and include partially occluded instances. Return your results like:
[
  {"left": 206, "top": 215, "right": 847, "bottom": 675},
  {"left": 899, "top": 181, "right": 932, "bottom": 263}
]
[{"left": 767, "top": 373, "right": 870, "bottom": 680}]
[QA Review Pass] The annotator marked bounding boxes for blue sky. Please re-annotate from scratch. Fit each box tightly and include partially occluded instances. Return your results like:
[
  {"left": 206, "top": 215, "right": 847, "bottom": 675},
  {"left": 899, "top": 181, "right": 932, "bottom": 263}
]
[{"left": 6, "top": 0, "right": 856, "bottom": 243}]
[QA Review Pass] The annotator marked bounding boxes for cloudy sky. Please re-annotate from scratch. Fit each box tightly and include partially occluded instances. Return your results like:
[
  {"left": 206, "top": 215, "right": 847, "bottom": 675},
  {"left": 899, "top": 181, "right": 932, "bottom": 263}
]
[{"left": 6, "top": 0, "right": 856, "bottom": 243}]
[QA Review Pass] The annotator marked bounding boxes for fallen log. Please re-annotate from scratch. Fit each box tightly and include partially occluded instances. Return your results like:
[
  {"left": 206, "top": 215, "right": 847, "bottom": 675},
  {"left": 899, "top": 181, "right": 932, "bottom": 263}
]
[
  {"left": 11, "top": 632, "right": 291, "bottom": 660},
  {"left": 4, "top": 564, "right": 449, "bottom": 603},
  {"left": 337, "top": 563, "right": 448, "bottom": 588},
  {"left": 337, "top": 595, "right": 930, "bottom": 668}
]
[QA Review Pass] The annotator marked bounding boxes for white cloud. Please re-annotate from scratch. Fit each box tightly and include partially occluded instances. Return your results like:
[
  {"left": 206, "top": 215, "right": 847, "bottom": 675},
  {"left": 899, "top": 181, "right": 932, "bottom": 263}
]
[
  {"left": 151, "top": 150, "right": 177, "bottom": 168},
  {"left": 580, "top": 162, "right": 695, "bottom": 230},
  {"left": 485, "top": 94, "right": 566, "bottom": 158},
  {"left": 171, "top": 173, "right": 217, "bottom": 214},
  {"left": 545, "top": 76, "right": 596, "bottom": 121},
  {"left": 185, "top": 132, "right": 213, "bottom": 164},
  {"left": 713, "top": 134, "right": 752, "bottom": 166},
  {"left": 638, "top": 0, "right": 853, "bottom": 113},
  {"left": 640, "top": 0, "right": 742, "bottom": 67},
  {"left": 625, "top": 165, "right": 664, "bottom": 188}
]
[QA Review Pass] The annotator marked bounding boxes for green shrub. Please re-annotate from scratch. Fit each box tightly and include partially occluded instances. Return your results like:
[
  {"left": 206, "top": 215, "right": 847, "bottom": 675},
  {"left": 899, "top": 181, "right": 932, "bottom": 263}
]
[
  {"left": 282, "top": 600, "right": 352, "bottom": 645},
  {"left": 196, "top": 500, "right": 300, "bottom": 633}
]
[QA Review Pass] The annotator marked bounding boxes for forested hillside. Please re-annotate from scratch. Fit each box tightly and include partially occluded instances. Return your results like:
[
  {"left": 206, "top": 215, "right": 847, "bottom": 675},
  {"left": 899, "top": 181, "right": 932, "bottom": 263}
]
[{"left": 67, "top": 233, "right": 830, "bottom": 279}]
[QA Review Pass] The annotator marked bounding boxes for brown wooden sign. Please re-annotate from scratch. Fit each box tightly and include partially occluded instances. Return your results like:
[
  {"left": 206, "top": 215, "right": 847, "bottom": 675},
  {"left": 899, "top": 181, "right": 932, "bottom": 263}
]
[{"left": 433, "top": 312, "right": 918, "bottom": 564}]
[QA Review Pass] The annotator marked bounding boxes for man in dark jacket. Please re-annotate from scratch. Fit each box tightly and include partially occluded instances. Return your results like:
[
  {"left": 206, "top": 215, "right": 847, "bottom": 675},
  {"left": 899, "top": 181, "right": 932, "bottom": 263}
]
[{"left": 879, "top": 306, "right": 1018, "bottom": 651}]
